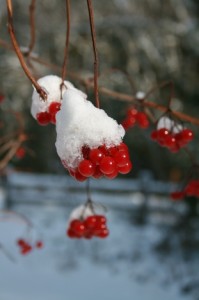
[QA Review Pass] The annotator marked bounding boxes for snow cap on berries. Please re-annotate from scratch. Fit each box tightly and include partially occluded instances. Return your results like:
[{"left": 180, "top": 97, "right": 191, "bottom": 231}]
[
  {"left": 68, "top": 205, "right": 93, "bottom": 222},
  {"left": 31, "top": 75, "right": 87, "bottom": 119},
  {"left": 157, "top": 116, "right": 182, "bottom": 134},
  {"left": 55, "top": 89, "right": 125, "bottom": 168}
]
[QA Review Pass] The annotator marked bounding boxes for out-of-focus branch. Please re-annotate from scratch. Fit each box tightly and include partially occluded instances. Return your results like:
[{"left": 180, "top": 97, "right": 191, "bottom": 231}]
[
  {"left": 6, "top": 0, "right": 47, "bottom": 100},
  {"left": 1, "top": 38, "right": 199, "bottom": 126}
]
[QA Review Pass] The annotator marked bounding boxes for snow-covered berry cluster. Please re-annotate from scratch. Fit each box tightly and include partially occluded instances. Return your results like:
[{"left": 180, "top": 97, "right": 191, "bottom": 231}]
[
  {"left": 16, "top": 238, "right": 43, "bottom": 255},
  {"left": 62, "top": 142, "right": 131, "bottom": 181},
  {"left": 151, "top": 117, "right": 194, "bottom": 152},
  {"left": 31, "top": 75, "right": 132, "bottom": 181},
  {"left": 31, "top": 75, "right": 86, "bottom": 126},
  {"left": 67, "top": 204, "right": 109, "bottom": 239}
]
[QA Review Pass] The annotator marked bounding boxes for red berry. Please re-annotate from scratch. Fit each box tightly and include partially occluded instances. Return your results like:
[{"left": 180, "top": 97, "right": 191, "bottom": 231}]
[
  {"left": 114, "top": 150, "right": 129, "bottom": 167},
  {"left": 67, "top": 228, "right": 76, "bottom": 238},
  {"left": 97, "top": 228, "right": 109, "bottom": 238},
  {"left": 36, "top": 112, "right": 51, "bottom": 125},
  {"left": 17, "top": 239, "right": 25, "bottom": 247},
  {"left": 165, "top": 135, "right": 176, "bottom": 148},
  {"left": 89, "top": 149, "right": 104, "bottom": 164},
  {"left": 35, "top": 241, "right": 43, "bottom": 249},
  {"left": 95, "top": 215, "right": 107, "bottom": 224},
  {"left": 70, "top": 220, "right": 85, "bottom": 236},
  {"left": 84, "top": 216, "right": 97, "bottom": 229},
  {"left": 98, "top": 145, "right": 108, "bottom": 155},
  {"left": 15, "top": 147, "right": 26, "bottom": 159},
  {"left": 74, "top": 170, "right": 87, "bottom": 182},
  {"left": 136, "top": 112, "right": 149, "bottom": 128},
  {"left": 181, "top": 129, "right": 194, "bottom": 142},
  {"left": 92, "top": 166, "right": 103, "bottom": 179},
  {"left": 105, "top": 169, "right": 118, "bottom": 179},
  {"left": 127, "top": 107, "right": 138, "bottom": 118},
  {"left": 99, "top": 157, "right": 117, "bottom": 174},
  {"left": 157, "top": 128, "right": 169, "bottom": 141},
  {"left": 108, "top": 146, "right": 118, "bottom": 157},
  {"left": 122, "top": 117, "right": 136, "bottom": 129},
  {"left": 117, "top": 143, "right": 129, "bottom": 152},
  {"left": 78, "top": 159, "right": 95, "bottom": 177},
  {"left": 48, "top": 101, "right": 61, "bottom": 115},
  {"left": 118, "top": 161, "right": 132, "bottom": 174}
]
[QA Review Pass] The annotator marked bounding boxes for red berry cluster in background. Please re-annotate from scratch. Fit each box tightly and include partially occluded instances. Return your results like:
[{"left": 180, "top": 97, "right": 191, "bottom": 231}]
[
  {"left": 36, "top": 101, "right": 61, "bottom": 125},
  {"left": 15, "top": 147, "right": 26, "bottom": 159},
  {"left": 16, "top": 239, "right": 43, "bottom": 255},
  {"left": 170, "top": 179, "right": 199, "bottom": 200},
  {"left": 62, "top": 142, "right": 132, "bottom": 182},
  {"left": 122, "top": 107, "right": 149, "bottom": 130},
  {"left": 0, "top": 94, "right": 5, "bottom": 103},
  {"left": 67, "top": 215, "right": 109, "bottom": 239},
  {"left": 151, "top": 127, "right": 194, "bottom": 152}
]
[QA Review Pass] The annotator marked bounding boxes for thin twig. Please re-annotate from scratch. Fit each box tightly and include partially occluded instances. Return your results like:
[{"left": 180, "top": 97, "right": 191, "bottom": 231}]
[
  {"left": 1, "top": 38, "right": 199, "bottom": 125},
  {"left": 6, "top": 0, "right": 47, "bottom": 100},
  {"left": 27, "top": 0, "right": 36, "bottom": 56},
  {"left": 86, "top": 0, "right": 100, "bottom": 108},
  {"left": 60, "top": 0, "right": 71, "bottom": 98}
]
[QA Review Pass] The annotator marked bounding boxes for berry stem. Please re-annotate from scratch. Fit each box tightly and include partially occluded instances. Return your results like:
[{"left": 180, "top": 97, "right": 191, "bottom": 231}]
[
  {"left": 60, "top": 0, "right": 71, "bottom": 99},
  {"left": 86, "top": 0, "right": 100, "bottom": 108}
]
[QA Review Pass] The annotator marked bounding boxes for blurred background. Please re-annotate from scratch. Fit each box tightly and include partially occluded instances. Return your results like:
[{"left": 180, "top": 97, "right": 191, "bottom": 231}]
[{"left": 0, "top": 0, "right": 199, "bottom": 299}]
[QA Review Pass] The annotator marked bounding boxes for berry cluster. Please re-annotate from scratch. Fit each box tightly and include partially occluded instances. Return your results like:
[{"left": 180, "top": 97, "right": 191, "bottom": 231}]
[
  {"left": 67, "top": 215, "right": 109, "bottom": 239},
  {"left": 151, "top": 127, "right": 194, "bottom": 152},
  {"left": 62, "top": 142, "right": 132, "bottom": 181},
  {"left": 171, "top": 179, "right": 199, "bottom": 200},
  {"left": 36, "top": 101, "right": 61, "bottom": 125},
  {"left": 122, "top": 107, "right": 149, "bottom": 130},
  {"left": 17, "top": 239, "right": 43, "bottom": 255}
]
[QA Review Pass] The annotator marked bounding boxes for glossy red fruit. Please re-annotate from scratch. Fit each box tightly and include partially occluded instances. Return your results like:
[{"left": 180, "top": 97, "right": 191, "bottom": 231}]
[
  {"left": 181, "top": 129, "right": 194, "bottom": 142},
  {"left": 84, "top": 216, "right": 97, "bottom": 229},
  {"left": 36, "top": 112, "right": 51, "bottom": 125},
  {"left": 98, "top": 145, "right": 108, "bottom": 155},
  {"left": 48, "top": 101, "right": 61, "bottom": 115},
  {"left": 136, "top": 112, "right": 149, "bottom": 128},
  {"left": 157, "top": 128, "right": 169, "bottom": 141},
  {"left": 99, "top": 157, "right": 117, "bottom": 174},
  {"left": 117, "top": 142, "right": 129, "bottom": 152},
  {"left": 105, "top": 168, "right": 118, "bottom": 179},
  {"left": 127, "top": 107, "right": 138, "bottom": 118},
  {"left": 122, "top": 117, "right": 136, "bottom": 129},
  {"left": 78, "top": 159, "right": 95, "bottom": 177},
  {"left": 92, "top": 166, "right": 103, "bottom": 179},
  {"left": 67, "top": 228, "right": 76, "bottom": 238},
  {"left": 89, "top": 149, "right": 104, "bottom": 164},
  {"left": 95, "top": 215, "right": 107, "bottom": 224},
  {"left": 70, "top": 220, "right": 85, "bottom": 236},
  {"left": 97, "top": 228, "right": 109, "bottom": 238},
  {"left": 118, "top": 161, "right": 132, "bottom": 174},
  {"left": 114, "top": 150, "right": 129, "bottom": 167},
  {"left": 74, "top": 170, "right": 87, "bottom": 182},
  {"left": 108, "top": 146, "right": 118, "bottom": 157}
]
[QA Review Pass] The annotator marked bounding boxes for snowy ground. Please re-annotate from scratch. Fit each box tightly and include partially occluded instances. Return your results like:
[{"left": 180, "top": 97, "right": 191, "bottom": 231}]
[
  {"left": 0, "top": 173, "right": 198, "bottom": 300},
  {"left": 0, "top": 205, "right": 195, "bottom": 300}
]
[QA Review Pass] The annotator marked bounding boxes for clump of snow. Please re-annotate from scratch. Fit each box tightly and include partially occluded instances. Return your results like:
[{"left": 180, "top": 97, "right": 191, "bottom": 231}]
[
  {"left": 157, "top": 116, "right": 183, "bottom": 134},
  {"left": 135, "top": 91, "right": 146, "bottom": 100},
  {"left": 68, "top": 205, "right": 93, "bottom": 222},
  {"left": 31, "top": 75, "right": 87, "bottom": 119},
  {"left": 55, "top": 89, "right": 125, "bottom": 169}
]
